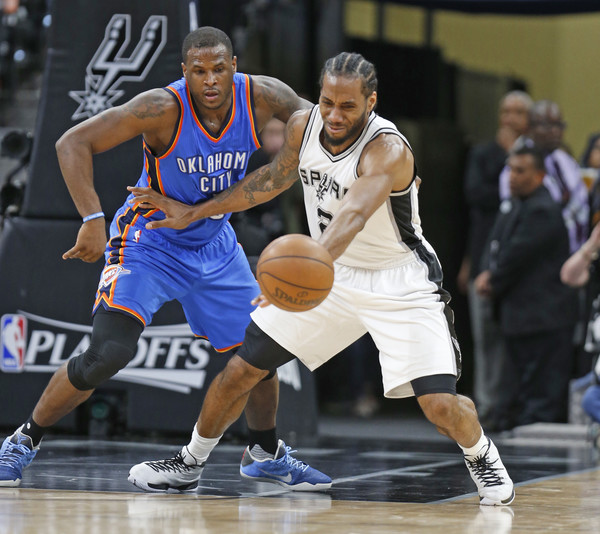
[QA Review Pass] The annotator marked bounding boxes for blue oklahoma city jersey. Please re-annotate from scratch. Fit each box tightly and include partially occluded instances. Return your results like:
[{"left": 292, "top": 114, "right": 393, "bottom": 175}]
[
  {"left": 94, "top": 73, "right": 262, "bottom": 350},
  {"left": 118, "top": 72, "right": 261, "bottom": 246}
]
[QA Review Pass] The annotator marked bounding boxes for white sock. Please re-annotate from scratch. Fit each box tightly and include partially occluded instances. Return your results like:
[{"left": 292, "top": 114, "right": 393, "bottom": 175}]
[
  {"left": 459, "top": 428, "right": 487, "bottom": 457},
  {"left": 184, "top": 425, "right": 222, "bottom": 465}
]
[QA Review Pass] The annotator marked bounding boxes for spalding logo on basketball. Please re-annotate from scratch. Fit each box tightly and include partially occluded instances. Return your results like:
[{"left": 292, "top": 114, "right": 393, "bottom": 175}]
[{"left": 256, "top": 234, "right": 334, "bottom": 312}]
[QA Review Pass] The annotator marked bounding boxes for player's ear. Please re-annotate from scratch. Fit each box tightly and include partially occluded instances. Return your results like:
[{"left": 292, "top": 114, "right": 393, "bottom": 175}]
[
  {"left": 232, "top": 56, "right": 237, "bottom": 73},
  {"left": 367, "top": 92, "right": 377, "bottom": 113},
  {"left": 181, "top": 62, "right": 187, "bottom": 78}
]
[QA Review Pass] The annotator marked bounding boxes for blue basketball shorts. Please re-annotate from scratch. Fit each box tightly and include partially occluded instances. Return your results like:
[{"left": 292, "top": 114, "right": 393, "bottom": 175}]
[{"left": 93, "top": 213, "right": 259, "bottom": 352}]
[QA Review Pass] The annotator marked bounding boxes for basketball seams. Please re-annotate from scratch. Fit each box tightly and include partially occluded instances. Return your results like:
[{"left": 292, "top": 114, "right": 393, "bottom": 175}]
[
  {"left": 257, "top": 272, "right": 333, "bottom": 292},
  {"left": 256, "top": 255, "right": 335, "bottom": 272},
  {"left": 255, "top": 233, "right": 334, "bottom": 311}
]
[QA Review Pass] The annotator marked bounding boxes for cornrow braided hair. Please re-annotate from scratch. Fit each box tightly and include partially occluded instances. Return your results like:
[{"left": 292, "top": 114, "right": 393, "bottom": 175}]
[{"left": 319, "top": 52, "right": 378, "bottom": 97}]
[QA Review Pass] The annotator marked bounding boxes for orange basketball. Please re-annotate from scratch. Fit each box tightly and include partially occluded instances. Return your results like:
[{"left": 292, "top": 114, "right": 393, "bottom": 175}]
[{"left": 256, "top": 234, "right": 334, "bottom": 312}]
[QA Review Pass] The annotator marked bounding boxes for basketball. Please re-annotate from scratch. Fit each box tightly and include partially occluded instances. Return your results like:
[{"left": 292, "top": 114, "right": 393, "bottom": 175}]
[{"left": 256, "top": 234, "right": 334, "bottom": 312}]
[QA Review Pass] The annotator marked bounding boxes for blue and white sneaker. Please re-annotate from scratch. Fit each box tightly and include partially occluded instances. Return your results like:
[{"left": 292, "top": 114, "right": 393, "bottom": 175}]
[
  {"left": 0, "top": 425, "right": 40, "bottom": 487},
  {"left": 240, "top": 439, "right": 331, "bottom": 491}
]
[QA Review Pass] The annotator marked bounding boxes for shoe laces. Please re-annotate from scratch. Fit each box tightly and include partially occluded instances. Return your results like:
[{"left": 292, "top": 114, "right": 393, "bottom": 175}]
[
  {"left": 465, "top": 451, "right": 504, "bottom": 487},
  {"left": 145, "top": 451, "right": 199, "bottom": 474},
  {"left": 278, "top": 446, "right": 309, "bottom": 473},
  {"left": 0, "top": 442, "right": 31, "bottom": 469}
]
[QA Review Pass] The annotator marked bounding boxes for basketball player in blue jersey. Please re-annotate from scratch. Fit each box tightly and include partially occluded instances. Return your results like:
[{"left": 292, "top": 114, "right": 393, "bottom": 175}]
[
  {"left": 0, "top": 27, "right": 330, "bottom": 492},
  {"left": 128, "top": 52, "right": 515, "bottom": 505}
]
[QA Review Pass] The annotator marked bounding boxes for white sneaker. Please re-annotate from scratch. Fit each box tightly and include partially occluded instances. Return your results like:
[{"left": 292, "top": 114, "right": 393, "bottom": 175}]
[
  {"left": 128, "top": 446, "right": 204, "bottom": 492},
  {"left": 464, "top": 437, "right": 515, "bottom": 506}
]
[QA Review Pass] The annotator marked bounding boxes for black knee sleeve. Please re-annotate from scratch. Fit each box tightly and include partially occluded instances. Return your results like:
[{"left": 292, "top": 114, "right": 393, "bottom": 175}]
[
  {"left": 237, "top": 320, "right": 296, "bottom": 373},
  {"left": 68, "top": 340, "right": 135, "bottom": 390},
  {"left": 67, "top": 308, "right": 143, "bottom": 391}
]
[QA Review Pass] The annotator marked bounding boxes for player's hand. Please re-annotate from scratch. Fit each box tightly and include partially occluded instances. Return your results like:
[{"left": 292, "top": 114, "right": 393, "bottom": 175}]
[
  {"left": 127, "top": 186, "right": 194, "bottom": 230},
  {"left": 251, "top": 293, "right": 272, "bottom": 308},
  {"left": 62, "top": 218, "right": 107, "bottom": 263}
]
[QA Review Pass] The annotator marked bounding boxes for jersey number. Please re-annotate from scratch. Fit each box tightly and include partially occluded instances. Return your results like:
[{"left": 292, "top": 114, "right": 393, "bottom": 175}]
[{"left": 317, "top": 207, "right": 333, "bottom": 233}]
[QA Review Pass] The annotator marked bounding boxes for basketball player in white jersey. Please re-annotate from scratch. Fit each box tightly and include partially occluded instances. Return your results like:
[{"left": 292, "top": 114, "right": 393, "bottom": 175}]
[{"left": 128, "top": 52, "right": 514, "bottom": 505}]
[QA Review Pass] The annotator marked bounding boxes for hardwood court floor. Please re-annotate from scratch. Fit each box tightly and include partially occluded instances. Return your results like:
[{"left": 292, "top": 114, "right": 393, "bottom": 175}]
[{"left": 1, "top": 421, "right": 599, "bottom": 533}]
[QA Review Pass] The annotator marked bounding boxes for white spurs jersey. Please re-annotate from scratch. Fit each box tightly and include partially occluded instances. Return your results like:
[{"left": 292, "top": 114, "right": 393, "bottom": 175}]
[{"left": 298, "top": 106, "right": 430, "bottom": 268}]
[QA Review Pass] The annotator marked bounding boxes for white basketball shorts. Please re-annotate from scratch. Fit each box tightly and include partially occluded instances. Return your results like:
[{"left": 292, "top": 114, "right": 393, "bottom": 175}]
[{"left": 251, "top": 253, "right": 461, "bottom": 398}]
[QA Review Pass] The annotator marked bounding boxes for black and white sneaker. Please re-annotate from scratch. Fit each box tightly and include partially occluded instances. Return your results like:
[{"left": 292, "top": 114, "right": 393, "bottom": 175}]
[
  {"left": 464, "top": 437, "right": 515, "bottom": 506},
  {"left": 128, "top": 446, "right": 204, "bottom": 492}
]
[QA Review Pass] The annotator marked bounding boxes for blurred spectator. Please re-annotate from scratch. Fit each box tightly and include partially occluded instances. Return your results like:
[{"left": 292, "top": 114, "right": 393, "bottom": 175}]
[
  {"left": 582, "top": 133, "right": 600, "bottom": 226},
  {"left": 0, "top": 0, "right": 48, "bottom": 99},
  {"left": 561, "top": 221, "right": 600, "bottom": 425},
  {"left": 498, "top": 101, "right": 590, "bottom": 379},
  {"left": 3, "top": 1, "right": 20, "bottom": 15},
  {"left": 581, "top": 133, "right": 600, "bottom": 172},
  {"left": 499, "top": 100, "right": 589, "bottom": 254},
  {"left": 476, "top": 146, "right": 577, "bottom": 428},
  {"left": 459, "top": 90, "right": 532, "bottom": 430},
  {"left": 582, "top": 357, "right": 600, "bottom": 426}
]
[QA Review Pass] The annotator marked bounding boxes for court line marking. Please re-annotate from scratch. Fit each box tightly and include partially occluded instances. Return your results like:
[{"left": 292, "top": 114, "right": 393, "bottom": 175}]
[{"left": 332, "top": 459, "right": 461, "bottom": 485}]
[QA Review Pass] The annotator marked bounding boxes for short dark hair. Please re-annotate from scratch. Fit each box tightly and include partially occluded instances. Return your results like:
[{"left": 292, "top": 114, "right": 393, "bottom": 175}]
[
  {"left": 181, "top": 27, "right": 233, "bottom": 63},
  {"left": 512, "top": 145, "right": 546, "bottom": 173},
  {"left": 319, "top": 52, "right": 378, "bottom": 97}
]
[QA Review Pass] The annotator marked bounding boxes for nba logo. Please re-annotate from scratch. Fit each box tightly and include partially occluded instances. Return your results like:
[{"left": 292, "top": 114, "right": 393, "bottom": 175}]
[{"left": 1, "top": 314, "right": 27, "bottom": 372}]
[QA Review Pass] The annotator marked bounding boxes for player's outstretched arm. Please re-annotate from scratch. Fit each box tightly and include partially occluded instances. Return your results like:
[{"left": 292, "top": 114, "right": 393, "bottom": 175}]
[
  {"left": 251, "top": 75, "right": 312, "bottom": 125},
  {"left": 128, "top": 110, "right": 310, "bottom": 230},
  {"left": 58, "top": 89, "right": 177, "bottom": 262},
  {"left": 319, "top": 134, "right": 414, "bottom": 261}
]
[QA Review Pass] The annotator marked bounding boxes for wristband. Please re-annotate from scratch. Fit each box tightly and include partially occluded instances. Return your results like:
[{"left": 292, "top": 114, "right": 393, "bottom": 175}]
[{"left": 82, "top": 211, "right": 105, "bottom": 223}]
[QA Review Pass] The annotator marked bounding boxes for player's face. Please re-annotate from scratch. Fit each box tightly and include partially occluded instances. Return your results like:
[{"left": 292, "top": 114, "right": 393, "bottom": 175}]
[
  {"left": 319, "top": 74, "right": 376, "bottom": 152},
  {"left": 508, "top": 154, "right": 543, "bottom": 197},
  {"left": 182, "top": 44, "right": 236, "bottom": 111}
]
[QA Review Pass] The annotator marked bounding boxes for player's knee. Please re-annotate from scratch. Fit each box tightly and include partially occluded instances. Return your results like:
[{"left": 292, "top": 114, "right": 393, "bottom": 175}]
[
  {"left": 67, "top": 340, "right": 136, "bottom": 391},
  {"left": 221, "top": 355, "right": 268, "bottom": 391},
  {"left": 418, "top": 393, "right": 456, "bottom": 426},
  {"left": 261, "top": 369, "right": 277, "bottom": 381}
]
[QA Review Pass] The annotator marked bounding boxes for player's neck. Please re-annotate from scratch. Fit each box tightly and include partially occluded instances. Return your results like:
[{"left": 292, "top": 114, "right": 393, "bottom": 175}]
[
  {"left": 191, "top": 93, "right": 234, "bottom": 136},
  {"left": 320, "top": 130, "right": 362, "bottom": 156}
]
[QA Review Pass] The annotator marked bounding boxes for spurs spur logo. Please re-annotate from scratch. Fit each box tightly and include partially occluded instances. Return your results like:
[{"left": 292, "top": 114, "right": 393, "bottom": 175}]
[{"left": 69, "top": 14, "right": 167, "bottom": 120}]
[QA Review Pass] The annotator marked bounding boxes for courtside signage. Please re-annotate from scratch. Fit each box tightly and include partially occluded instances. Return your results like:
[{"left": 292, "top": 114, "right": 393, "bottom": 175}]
[{"left": 0, "top": 312, "right": 302, "bottom": 393}]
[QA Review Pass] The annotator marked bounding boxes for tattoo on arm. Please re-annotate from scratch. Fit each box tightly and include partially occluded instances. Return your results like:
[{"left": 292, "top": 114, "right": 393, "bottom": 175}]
[
  {"left": 256, "top": 77, "right": 306, "bottom": 118},
  {"left": 125, "top": 94, "right": 167, "bottom": 119},
  {"left": 213, "top": 143, "right": 300, "bottom": 207}
]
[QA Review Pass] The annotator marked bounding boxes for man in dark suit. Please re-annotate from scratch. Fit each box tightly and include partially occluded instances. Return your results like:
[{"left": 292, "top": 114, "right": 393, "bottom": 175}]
[{"left": 475, "top": 146, "right": 577, "bottom": 428}]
